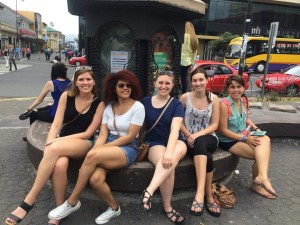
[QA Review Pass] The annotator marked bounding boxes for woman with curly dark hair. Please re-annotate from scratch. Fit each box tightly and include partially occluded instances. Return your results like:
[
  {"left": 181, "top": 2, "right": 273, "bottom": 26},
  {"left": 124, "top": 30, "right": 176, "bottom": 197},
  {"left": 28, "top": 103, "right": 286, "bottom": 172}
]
[{"left": 48, "top": 70, "right": 145, "bottom": 224}]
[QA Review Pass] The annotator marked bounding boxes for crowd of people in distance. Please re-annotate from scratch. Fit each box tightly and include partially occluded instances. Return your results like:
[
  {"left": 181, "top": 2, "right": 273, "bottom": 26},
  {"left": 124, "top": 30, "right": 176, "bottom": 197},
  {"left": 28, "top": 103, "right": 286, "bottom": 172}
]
[{"left": 4, "top": 21, "right": 276, "bottom": 225}]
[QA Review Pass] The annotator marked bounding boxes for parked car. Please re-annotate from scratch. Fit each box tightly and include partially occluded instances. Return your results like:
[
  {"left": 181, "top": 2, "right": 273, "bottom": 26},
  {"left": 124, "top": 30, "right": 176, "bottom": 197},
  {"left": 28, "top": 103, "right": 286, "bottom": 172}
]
[
  {"left": 255, "top": 65, "right": 300, "bottom": 94},
  {"left": 69, "top": 55, "right": 86, "bottom": 66},
  {"left": 193, "top": 60, "right": 250, "bottom": 94}
]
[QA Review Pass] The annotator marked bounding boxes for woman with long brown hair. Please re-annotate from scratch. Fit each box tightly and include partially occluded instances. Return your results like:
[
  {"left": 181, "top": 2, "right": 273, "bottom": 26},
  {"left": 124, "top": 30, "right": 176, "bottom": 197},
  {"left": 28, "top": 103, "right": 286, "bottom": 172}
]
[{"left": 5, "top": 67, "right": 105, "bottom": 225}]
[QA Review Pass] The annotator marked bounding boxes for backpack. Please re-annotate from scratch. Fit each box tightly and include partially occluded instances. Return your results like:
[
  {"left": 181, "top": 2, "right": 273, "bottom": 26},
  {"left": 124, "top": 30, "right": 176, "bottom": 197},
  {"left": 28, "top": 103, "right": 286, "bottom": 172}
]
[{"left": 222, "top": 97, "right": 248, "bottom": 119}]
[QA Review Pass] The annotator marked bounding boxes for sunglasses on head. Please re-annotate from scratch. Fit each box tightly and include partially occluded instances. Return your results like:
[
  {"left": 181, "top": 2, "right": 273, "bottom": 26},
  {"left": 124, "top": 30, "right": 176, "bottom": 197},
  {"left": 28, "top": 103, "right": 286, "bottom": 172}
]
[
  {"left": 157, "top": 70, "right": 174, "bottom": 76},
  {"left": 117, "top": 83, "right": 132, "bottom": 89},
  {"left": 75, "top": 66, "right": 92, "bottom": 71}
]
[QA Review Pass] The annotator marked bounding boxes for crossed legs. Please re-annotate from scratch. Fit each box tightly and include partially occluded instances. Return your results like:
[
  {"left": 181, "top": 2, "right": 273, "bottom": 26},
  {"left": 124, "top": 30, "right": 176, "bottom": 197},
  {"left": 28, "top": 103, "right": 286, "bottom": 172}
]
[
  {"left": 229, "top": 135, "right": 276, "bottom": 198},
  {"left": 6, "top": 139, "right": 90, "bottom": 224}
]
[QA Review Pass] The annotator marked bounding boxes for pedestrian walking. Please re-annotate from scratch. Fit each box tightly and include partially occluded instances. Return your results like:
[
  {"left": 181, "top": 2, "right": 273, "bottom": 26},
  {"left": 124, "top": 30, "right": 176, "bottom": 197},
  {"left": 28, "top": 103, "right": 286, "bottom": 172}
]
[
  {"left": 22, "top": 47, "right": 25, "bottom": 58},
  {"left": 3, "top": 46, "right": 9, "bottom": 68},
  {"left": 16, "top": 46, "right": 21, "bottom": 60},
  {"left": 8, "top": 44, "right": 17, "bottom": 71},
  {"left": 26, "top": 47, "right": 31, "bottom": 60}
]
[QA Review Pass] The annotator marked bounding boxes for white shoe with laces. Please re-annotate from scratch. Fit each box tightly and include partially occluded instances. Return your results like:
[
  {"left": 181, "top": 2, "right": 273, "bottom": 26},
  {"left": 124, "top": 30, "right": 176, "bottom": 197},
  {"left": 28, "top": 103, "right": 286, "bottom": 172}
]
[
  {"left": 95, "top": 206, "right": 121, "bottom": 224},
  {"left": 48, "top": 200, "right": 81, "bottom": 220}
]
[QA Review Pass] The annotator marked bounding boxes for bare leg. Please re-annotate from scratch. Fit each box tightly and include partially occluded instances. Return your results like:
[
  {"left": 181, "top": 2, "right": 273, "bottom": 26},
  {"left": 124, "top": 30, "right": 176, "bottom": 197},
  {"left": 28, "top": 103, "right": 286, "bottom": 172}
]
[
  {"left": 191, "top": 155, "right": 206, "bottom": 213},
  {"left": 89, "top": 168, "right": 119, "bottom": 209},
  {"left": 48, "top": 157, "right": 69, "bottom": 225},
  {"left": 6, "top": 139, "right": 89, "bottom": 223},
  {"left": 67, "top": 146, "right": 127, "bottom": 205}
]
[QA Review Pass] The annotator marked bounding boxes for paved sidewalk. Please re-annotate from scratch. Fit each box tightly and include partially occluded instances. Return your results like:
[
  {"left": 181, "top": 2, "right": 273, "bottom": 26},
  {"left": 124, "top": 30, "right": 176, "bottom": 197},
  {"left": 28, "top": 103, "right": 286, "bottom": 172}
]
[{"left": 0, "top": 99, "right": 299, "bottom": 225}]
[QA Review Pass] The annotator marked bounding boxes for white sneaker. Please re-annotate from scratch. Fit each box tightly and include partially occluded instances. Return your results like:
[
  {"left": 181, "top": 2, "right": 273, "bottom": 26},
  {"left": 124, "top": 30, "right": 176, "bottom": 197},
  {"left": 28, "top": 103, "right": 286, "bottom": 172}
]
[
  {"left": 95, "top": 206, "right": 121, "bottom": 224},
  {"left": 48, "top": 200, "right": 81, "bottom": 220}
]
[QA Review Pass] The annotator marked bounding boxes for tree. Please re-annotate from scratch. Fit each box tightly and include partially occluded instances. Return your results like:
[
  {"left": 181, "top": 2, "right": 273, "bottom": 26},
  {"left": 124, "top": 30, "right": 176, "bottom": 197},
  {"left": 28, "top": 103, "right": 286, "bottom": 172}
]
[{"left": 209, "top": 32, "right": 239, "bottom": 54}]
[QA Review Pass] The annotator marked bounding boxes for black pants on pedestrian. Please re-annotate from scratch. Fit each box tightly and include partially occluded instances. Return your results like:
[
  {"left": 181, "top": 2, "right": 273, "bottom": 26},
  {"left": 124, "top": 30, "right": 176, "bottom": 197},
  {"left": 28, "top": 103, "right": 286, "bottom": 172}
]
[
  {"left": 9, "top": 58, "right": 17, "bottom": 70},
  {"left": 29, "top": 106, "right": 54, "bottom": 125},
  {"left": 187, "top": 134, "right": 218, "bottom": 173}
]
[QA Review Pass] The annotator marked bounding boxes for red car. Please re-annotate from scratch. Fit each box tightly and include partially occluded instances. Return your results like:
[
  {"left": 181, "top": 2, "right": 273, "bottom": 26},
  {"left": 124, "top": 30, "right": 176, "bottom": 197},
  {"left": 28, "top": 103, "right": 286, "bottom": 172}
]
[
  {"left": 69, "top": 55, "right": 87, "bottom": 66},
  {"left": 194, "top": 60, "right": 250, "bottom": 94},
  {"left": 255, "top": 65, "right": 300, "bottom": 94}
]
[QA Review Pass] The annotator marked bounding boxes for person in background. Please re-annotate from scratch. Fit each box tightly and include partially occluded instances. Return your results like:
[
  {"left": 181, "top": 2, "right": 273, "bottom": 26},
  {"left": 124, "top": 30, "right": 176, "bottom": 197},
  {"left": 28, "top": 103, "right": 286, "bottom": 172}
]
[
  {"left": 26, "top": 47, "right": 31, "bottom": 60},
  {"left": 19, "top": 62, "right": 71, "bottom": 130},
  {"left": 16, "top": 46, "right": 21, "bottom": 60},
  {"left": 22, "top": 47, "right": 26, "bottom": 58},
  {"left": 141, "top": 69, "right": 187, "bottom": 224},
  {"left": 5, "top": 67, "right": 105, "bottom": 225},
  {"left": 217, "top": 75, "right": 277, "bottom": 199},
  {"left": 8, "top": 44, "right": 17, "bottom": 71},
  {"left": 3, "top": 46, "right": 9, "bottom": 68},
  {"left": 48, "top": 70, "right": 145, "bottom": 225},
  {"left": 180, "top": 21, "right": 198, "bottom": 94},
  {"left": 180, "top": 66, "right": 221, "bottom": 217}
]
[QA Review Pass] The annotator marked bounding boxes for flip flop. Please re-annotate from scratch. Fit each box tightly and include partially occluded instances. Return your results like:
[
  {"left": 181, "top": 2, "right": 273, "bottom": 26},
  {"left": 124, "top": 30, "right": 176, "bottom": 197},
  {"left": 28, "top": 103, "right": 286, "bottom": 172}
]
[
  {"left": 189, "top": 200, "right": 204, "bottom": 216},
  {"left": 205, "top": 200, "right": 221, "bottom": 217},
  {"left": 253, "top": 178, "right": 277, "bottom": 197}
]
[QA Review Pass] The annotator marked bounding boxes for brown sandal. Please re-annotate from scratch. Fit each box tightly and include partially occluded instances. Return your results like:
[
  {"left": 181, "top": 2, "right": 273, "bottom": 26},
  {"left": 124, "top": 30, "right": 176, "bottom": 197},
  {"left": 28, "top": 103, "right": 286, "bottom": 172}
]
[
  {"left": 253, "top": 178, "right": 277, "bottom": 198},
  {"left": 5, "top": 201, "right": 34, "bottom": 225}
]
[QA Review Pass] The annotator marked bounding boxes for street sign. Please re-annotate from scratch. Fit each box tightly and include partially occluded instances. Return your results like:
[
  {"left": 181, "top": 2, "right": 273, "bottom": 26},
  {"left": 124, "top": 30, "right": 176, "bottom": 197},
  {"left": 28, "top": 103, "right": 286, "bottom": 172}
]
[{"left": 261, "top": 22, "right": 279, "bottom": 97}]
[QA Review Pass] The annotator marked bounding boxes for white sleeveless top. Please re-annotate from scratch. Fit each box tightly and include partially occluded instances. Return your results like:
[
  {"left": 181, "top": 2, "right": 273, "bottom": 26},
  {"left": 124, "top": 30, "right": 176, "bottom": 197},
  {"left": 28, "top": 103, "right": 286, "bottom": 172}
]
[{"left": 184, "top": 92, "right": 217, "bottom": 137}]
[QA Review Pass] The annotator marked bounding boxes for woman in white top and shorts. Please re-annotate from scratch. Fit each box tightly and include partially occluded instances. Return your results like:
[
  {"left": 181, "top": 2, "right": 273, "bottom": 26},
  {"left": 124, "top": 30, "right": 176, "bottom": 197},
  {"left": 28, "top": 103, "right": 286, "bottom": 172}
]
[{"left": 48, "top": 70, "right": 145, "bottom": 224}]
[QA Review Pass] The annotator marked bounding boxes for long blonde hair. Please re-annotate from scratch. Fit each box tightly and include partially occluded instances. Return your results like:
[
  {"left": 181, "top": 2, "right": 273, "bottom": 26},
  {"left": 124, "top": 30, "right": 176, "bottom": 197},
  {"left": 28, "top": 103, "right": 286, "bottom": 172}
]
[{"left": 185, "top": 21, "right": 198, "bottom": 53}]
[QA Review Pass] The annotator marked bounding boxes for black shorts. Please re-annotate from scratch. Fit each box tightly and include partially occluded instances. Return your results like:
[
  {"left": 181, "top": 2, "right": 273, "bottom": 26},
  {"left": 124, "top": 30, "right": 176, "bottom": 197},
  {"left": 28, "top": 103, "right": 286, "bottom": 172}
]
[{"left": 218, "top": 141, "right": 237, "bottom": 151}]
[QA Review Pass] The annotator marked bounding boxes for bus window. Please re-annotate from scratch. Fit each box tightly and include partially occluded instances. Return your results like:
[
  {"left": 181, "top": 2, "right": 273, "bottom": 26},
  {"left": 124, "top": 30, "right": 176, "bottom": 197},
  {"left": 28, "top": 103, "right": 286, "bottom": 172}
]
[
  {"left": 292, "top": 43, "right": 300, "bottom": 54},
  {"left": 260, "top": 41, "right": 268, "bottom": 54}
]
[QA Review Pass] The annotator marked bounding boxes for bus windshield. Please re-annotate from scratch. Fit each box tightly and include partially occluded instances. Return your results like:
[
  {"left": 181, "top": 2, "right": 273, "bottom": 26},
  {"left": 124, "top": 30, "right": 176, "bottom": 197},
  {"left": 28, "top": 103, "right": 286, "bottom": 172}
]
[{"left": 225, "top": 44, "right": 241, "bottom": 59}]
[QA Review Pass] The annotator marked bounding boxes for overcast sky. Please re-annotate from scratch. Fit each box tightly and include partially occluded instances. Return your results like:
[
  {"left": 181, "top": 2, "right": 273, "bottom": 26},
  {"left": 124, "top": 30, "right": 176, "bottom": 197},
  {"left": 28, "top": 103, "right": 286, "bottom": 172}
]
[{"left": 1, "top": 0, "right": 79, "bottom": 35}]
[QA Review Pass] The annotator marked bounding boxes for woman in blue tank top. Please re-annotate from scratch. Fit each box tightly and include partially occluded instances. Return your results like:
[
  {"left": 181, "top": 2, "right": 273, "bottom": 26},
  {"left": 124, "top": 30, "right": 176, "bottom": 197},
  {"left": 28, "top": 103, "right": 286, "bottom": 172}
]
[{"left": 19, "top": 63, "right": 71, "bottom": 126}]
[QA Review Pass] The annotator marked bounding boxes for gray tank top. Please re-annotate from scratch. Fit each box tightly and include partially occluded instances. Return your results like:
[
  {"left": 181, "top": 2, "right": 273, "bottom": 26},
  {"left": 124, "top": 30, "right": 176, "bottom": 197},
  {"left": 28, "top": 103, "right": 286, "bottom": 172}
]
[{"left": 184, "top": 92, "right": 216, "bottom": 137}]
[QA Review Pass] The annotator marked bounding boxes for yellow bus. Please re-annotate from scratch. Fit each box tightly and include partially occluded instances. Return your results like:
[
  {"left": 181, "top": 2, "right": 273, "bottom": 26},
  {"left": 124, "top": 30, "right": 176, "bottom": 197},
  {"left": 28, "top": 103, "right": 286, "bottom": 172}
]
[{"left": 224, "top": 36, "right": 300, "bottom": 73}]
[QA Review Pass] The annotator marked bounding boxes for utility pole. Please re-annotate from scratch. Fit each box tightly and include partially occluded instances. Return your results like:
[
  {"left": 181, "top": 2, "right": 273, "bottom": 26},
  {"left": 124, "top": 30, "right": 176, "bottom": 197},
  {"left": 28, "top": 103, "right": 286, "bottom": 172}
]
[
  {"left": 238, "top": 0, "right": 252, "bottom": 76},
  {"left": 16, "top": 0, "right": 18, "bottom": 47}
]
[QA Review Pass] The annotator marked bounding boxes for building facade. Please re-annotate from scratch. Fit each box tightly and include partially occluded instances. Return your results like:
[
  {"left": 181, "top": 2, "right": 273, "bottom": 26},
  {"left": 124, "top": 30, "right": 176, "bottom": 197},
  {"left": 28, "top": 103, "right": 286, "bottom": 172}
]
[
  {"left": 46, "top": 27, "right": 64, "bottom": 52},
  {"left": 194, "top": 0, "right": 300, "bottom": 59}
]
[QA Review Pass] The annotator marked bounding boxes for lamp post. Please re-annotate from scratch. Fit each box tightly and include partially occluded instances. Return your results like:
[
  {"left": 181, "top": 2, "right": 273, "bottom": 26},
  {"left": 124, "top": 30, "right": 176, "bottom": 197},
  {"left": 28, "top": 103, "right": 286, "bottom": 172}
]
[
  {"left": 238, "top": 0, "right": 252, "bottom": 76},
  {"left": 15, "top": 0, "right": 18, "bottom": 47}
]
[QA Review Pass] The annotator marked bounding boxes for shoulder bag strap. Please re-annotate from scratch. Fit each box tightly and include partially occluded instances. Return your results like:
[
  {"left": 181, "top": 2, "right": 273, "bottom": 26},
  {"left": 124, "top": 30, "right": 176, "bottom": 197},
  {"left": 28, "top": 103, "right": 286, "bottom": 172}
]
[
  {"left": 145, "top": 97, "right": 173, "bottom": 135},
  {"left": 61, "top": 96, "right": 98, "bottom": 129}
]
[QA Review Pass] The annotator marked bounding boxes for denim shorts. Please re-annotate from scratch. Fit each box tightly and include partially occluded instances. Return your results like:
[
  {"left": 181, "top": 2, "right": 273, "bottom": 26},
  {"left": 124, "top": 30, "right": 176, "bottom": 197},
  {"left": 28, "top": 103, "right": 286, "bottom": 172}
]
[
  {"left": 106, "top": 134, "right": 138, "bottom": 166},
  {"left": 85, "top": 140, "right": 94, "bottom": 149}
]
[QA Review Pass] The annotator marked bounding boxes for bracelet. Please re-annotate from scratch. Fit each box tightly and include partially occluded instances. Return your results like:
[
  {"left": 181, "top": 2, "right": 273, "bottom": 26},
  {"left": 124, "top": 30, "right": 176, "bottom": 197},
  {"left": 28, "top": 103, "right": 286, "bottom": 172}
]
[
  {"left": 186, "top": 134, "right": 191, "bottom": 139},
  {"left": 241, "top": 135, "right": 246, "bottom": 142}
]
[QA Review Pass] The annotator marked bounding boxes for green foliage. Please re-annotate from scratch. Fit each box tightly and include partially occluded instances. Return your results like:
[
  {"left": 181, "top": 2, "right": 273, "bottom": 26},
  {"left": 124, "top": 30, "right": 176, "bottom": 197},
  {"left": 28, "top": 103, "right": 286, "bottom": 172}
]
[{"left": 208, "top": 32, "right": 239, "bottom": 52}]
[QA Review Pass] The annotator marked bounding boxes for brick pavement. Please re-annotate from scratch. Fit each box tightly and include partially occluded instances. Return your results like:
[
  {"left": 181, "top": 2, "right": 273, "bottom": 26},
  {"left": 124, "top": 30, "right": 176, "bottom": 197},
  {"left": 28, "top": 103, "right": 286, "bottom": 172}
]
[{"left": 0, "top": 54, "right": 299, "bottom": 224}]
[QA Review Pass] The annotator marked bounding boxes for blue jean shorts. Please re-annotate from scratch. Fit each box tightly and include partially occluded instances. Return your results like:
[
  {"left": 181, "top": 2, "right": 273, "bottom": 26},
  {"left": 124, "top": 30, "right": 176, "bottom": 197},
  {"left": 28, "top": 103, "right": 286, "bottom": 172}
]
[{"left": 106, "top": 134, "right": 138, "bottom": 166}]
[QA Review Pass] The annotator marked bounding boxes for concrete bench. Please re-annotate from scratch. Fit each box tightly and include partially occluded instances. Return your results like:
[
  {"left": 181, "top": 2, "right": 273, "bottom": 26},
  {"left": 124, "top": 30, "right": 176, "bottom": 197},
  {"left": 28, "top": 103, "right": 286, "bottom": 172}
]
[{"left": 27, "top": 121, "right": 239, "bottom": 192}]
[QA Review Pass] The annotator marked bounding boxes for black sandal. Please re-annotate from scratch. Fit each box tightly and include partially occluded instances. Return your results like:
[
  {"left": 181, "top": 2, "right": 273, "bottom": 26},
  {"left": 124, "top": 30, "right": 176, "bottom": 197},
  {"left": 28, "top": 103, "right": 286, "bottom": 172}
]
[
  {"left": 165, "top": 208, "right": 185, "bottom": 224},
  {"left": 5, "top": 201, "right": 34, "bottom": 225},
  {"left": 189, "top": 200, "right": 204, "bottom": 216},
  {"left": 205, "top": 201, "right": 221, "bottom": 217},
  {"left": 142, "top": 189, "right": 152, "bottom": 211}
]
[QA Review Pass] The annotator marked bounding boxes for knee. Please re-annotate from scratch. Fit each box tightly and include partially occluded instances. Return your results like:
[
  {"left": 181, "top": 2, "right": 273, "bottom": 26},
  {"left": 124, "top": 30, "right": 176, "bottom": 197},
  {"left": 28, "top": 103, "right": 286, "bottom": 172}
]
[
  {"left": 89, "top": 171, "right": 105, "bottom": 189},
  {"left": 53, "top": 158, "right": 69, "bottom": 175},
  {"left": 84, "top": 150, "right": 99, "bottom": 165},
  {"left": 44, "top": 143, "right": 61, "bottom": 157}
]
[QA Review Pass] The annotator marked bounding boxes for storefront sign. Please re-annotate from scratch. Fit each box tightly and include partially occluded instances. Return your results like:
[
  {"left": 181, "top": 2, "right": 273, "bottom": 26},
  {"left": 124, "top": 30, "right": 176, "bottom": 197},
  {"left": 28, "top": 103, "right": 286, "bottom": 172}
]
[{"left": 20, "top": 28, "right": 37, "bottom": 38}]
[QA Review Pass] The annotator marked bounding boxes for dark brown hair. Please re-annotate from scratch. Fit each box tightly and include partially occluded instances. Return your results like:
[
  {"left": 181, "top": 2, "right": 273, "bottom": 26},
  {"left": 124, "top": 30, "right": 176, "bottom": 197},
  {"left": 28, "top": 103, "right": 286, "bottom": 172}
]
[
  {"left": 190, "top": 66, "right": 211, "bottom": 103},
  {"left": 102, "top": 70, "right": 142, "bottom": 104}
]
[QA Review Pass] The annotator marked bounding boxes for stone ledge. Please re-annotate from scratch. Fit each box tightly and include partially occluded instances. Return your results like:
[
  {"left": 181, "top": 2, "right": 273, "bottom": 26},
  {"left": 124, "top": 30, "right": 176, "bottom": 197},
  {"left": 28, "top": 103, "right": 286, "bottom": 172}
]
[
  {"left": 249, "top": 102, "right": 263, "bottom": 109},
  {"left": 26, "top": 121, "right": 239, "bottom": 192},
  {"left": 269, "top": 103, "right": 297, "bottom": 113}
]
